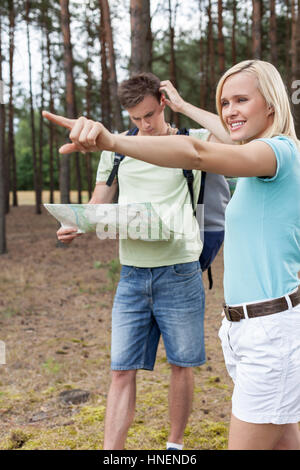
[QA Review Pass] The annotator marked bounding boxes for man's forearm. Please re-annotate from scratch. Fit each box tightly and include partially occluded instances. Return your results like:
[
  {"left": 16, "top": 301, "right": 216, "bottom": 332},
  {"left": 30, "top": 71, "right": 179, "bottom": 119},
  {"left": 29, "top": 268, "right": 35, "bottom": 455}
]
[{"left": 89, "top": 181, "right": 117, "bottom": 204}]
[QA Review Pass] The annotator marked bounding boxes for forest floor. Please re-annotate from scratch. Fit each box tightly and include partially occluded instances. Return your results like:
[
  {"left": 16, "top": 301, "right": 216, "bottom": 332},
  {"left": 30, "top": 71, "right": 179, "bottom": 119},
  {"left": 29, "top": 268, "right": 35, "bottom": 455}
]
[{"left": 0, "top": 204, "right": 233, "bottom": 450}]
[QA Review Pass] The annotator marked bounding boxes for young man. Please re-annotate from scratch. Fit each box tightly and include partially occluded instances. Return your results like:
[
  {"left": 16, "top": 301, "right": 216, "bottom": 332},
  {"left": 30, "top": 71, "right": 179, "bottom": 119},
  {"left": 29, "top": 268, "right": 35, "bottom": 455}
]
[{"left": 54, "top": 73, "right": 218, "bottom": 450}]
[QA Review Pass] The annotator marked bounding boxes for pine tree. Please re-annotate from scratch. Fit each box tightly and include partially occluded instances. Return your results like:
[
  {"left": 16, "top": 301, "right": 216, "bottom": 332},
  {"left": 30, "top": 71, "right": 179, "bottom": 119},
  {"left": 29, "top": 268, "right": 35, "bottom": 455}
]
[
  {"left": 130, "top": 0, "right": 152, "bottom": 73},
  {"left": 0, "top": 12, "right": 6, "bottom": 254}
]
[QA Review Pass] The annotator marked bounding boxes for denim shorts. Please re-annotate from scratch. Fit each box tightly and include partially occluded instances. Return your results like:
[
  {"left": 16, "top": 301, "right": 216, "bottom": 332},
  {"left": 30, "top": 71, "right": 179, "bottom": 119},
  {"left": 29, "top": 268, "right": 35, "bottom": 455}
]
[{"left": 110, "top": 261, "right": 205, "bottom": 370}]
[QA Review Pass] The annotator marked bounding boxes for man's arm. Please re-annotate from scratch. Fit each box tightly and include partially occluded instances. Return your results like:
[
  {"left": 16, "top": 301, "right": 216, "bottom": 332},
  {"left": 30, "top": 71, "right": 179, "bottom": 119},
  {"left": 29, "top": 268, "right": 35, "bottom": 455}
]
[
  {"left": 159, "top": 80, "right": 232, "bottom": 144},
  {"left": 57, "top": 181, "right": 118, "bottom": 244},
  {"left": 89, "top": 180, "right": 118, "bottom": 204}
]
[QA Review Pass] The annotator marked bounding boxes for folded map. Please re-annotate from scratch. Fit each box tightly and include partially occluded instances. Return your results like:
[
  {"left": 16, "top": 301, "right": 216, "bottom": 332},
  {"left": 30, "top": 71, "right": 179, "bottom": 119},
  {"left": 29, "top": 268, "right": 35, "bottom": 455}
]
[{"left": 44, "top": 203, "right": 193, "bottom": 241}]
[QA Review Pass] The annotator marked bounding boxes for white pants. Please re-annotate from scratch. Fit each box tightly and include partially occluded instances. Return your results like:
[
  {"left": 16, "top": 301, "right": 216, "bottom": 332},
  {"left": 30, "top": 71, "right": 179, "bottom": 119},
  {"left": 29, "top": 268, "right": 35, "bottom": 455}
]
[{"left": 218, "top": 302, "right": 300, "bottom": 424}]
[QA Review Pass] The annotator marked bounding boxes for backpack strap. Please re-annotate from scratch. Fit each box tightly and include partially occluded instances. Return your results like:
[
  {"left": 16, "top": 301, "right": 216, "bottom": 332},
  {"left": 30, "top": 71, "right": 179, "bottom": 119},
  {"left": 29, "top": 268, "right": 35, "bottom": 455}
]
[
  {"left": 183, "top": 169, "right": 196, "bottom": 215},
  {"left": 177, "top": 129, "right": 197, "bottom": 215},
  {"left": 106, "top": 127, "right": 139, "bottom": 186},
  {"left": 199, "top": 170, "right": 212, "bottom": 288},
  {"left": 198, "top": 170, "right": 207, "bottom": 205}
]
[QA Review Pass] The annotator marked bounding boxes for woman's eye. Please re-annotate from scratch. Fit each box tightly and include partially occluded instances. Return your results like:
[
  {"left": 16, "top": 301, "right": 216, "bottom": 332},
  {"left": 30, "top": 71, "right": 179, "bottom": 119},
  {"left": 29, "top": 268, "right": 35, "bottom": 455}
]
[{"left": 221, "top": 101, "right": 228, "bottom": 107}]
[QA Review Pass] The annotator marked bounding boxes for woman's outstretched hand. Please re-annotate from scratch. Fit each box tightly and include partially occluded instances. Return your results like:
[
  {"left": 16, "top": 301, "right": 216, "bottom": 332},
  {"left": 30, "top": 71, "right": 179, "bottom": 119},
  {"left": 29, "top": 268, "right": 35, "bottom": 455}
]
[{"left": 42, "top": 111, "right": 115, "bottom": 154}]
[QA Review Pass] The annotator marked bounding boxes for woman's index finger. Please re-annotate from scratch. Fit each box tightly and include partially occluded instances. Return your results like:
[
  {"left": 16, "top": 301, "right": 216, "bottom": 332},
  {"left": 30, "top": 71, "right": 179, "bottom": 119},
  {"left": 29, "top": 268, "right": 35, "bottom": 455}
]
[{"left": 42, "top": 110, "right": 75, "bottom": 129}]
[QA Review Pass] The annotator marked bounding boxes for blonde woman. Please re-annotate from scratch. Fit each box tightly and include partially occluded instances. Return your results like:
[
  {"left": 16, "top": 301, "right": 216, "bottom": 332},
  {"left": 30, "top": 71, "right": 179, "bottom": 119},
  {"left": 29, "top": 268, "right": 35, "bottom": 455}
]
[{"left": 43, "top": 60, "right": 300, "bottom": 450}]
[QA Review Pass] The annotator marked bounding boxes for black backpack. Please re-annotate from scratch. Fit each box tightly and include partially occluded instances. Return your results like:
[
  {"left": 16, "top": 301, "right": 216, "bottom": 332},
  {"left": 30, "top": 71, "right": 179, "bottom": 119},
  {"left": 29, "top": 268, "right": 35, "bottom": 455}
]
[{"left": 106, "top": 127, "right": 231, "bottom": 288}]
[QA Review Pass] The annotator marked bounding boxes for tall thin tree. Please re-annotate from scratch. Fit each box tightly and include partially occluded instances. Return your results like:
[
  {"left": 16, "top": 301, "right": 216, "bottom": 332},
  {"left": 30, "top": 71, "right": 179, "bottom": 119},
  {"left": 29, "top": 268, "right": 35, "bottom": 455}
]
[
  {"left": 0, "top": 14, "right": 6, "bottom": 254},
  {"left": 26, "top": 0, "right": 41, "bottom": 214},
  {"left": 291, "top": 0, "right": 297, "bottom": 84},
  {"left": 84, "top": 4, "right": 94, "bottom": 199},
  {"left": 207, "top": 0, "right": 216, "bottom": 111},
  {"left": 199, "top": 0, "right": 205, "bottom": 108},
  {"left": 38, "top": 33, "right": 45, "bottom": 208},
  {"left": 59, "top": 0, "right": 81, "bottom": 204},
  {"left": 44, "top": 3, "right": 55, "bottom": 203},
  {"left": 99, "top": 0, "right": 124, "bottom": 132},
  {"left": 168, "top": 0, "right": 180, "bottom": 127},
  {"left": 252, "top": 0, "right": 262, "bottom": 58},
  {"left": 130, "top": 0, "right": 152, "bottom": 74},
  {"left": 8, "top": 0, "right": 17, "bottom": 208},
  {"left": 231, "top": 0, "right": 237, "bottom": 65},
  {"left": 285, "top": 0, "right": 291, "bottom": 84},
  {"left": 218, "top": 0, "right": 225, "bottom": 75},
  {"left": 99, "top": 2, "right": 112, "bottom": 130},
  {"left": 269, "top": 0, "right": 278, "bottom": 66},
  {"left": 294, "top": 0, "right": 300, "bottom": 138}
]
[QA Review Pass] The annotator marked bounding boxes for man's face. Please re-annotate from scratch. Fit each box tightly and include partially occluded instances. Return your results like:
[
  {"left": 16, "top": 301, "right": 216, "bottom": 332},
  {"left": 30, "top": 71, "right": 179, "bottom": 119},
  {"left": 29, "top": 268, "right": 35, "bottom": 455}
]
[{"left": 127, "top": 94, "right": 166, "bottom": 136}]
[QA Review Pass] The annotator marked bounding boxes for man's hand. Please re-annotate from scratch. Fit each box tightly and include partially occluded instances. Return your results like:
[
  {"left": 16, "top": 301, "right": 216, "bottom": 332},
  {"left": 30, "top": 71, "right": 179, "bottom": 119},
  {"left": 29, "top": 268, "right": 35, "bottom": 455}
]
[
  {"left": 42, "top": 111, "right": 115, "bottom": 154},
  {"left": 159, "top": 80, "right": 186, "bottom": 114},
  {"left": 57, "top": 226, "right": 82, "bottom": 244}
]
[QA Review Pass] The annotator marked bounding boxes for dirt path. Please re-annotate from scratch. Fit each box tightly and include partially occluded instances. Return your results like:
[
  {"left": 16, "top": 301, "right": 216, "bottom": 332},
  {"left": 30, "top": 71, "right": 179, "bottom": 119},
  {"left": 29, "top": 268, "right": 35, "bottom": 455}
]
[{"left": 0, "top": 206, "right": 232, "bottom": 450}]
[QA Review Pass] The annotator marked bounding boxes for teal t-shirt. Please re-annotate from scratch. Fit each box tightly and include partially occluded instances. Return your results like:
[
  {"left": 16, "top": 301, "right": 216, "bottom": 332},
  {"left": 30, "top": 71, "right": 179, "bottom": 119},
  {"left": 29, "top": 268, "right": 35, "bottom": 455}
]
[
  {"left": 96, "top": 129, "right": 209, "bottom": 267},
  {"left": 224, "top": 135, "right": 300, "bottom": 305}
]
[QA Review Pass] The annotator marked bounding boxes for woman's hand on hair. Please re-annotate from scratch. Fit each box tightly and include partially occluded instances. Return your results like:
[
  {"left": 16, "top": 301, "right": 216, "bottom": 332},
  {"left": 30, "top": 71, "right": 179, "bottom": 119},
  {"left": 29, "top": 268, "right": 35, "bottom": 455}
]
[
  {"left": 42, "top": 111, "right": 116, "bottom": 154},
  {"left": 159, "top": 80, "right": 186, "bottom": 113}
]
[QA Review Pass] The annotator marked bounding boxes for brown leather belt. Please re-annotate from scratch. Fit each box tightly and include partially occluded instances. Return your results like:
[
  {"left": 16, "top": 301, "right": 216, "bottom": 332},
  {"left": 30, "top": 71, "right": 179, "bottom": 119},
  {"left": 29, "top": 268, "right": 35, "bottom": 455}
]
[{"left": 223, "top": 285, "right": 300, "bottom": 322}]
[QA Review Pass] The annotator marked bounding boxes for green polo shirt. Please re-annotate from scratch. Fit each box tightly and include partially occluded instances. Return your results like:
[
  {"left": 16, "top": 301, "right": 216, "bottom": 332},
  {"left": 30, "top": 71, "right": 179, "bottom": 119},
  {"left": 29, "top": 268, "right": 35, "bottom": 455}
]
[{"left": 96, "top": 128, "right": 209, "bottom": 267}]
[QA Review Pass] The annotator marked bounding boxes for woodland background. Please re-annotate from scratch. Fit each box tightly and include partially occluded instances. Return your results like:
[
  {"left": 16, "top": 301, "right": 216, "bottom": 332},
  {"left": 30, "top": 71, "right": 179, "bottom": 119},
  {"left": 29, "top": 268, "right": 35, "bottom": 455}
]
[
  {"left": 0, "top": 0, "right": 300, "bottom": 253},
  {"left": 0, "top": 0, "right": 300, "bottom": 450}
]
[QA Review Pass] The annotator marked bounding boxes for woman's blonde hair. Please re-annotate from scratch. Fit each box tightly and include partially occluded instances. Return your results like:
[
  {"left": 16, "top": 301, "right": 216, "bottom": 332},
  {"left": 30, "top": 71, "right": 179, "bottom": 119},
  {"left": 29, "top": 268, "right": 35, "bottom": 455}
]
[{"left": 216, "top": 60, "right": 299, "bottom": 147}]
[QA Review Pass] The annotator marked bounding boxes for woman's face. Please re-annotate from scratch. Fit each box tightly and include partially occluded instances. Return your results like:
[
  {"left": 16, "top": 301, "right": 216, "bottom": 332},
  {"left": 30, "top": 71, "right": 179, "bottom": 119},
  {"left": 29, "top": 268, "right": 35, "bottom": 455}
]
[{"left": 220, "top": 72, "right": 274, "bottom": 142}]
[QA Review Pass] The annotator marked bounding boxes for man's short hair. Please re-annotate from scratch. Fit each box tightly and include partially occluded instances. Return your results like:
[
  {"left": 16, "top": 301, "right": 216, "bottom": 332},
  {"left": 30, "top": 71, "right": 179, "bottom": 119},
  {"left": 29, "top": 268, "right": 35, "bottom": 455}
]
[{"left": 118, "top": 72, "right": 162, "bottom": 109}]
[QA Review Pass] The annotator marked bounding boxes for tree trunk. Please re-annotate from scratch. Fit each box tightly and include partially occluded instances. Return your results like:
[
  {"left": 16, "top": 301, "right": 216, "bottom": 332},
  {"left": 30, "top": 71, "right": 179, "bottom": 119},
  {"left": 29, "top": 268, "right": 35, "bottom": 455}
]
[
  {"left": 294, "top": 0, "right": 300, "bottom": 138},
  {"left": 8, "top": 0, "right": 17, "bottom": 208},
  {"left": 84, "top": 10, "right": 93, "bottom": 200},
  {"left": 252, "top": 0, "right": 262, "bottom": 58},
  {"left": 199, "top": 0, "right": 205, "bottom": 108},
  {"left": 0, "top": 13, "right": 8, "bottom": 217},
  {"left": 218, "top": 0, "right": 225, "bottom": 75},
  {"left": 246, "top": 7, "right": 252, "bottom": 58},
  {"left": 207, "top": 0, "right": 216, "bottom": 111},
  {"left": 285, "top": 0, "right": 291, "bottom": 86},
  {"left": 26, "top": 1, "right": 41, "bottom": 214},
  {"left": 46, "top": 23, "right": 55, "bottom": 203},
  {"left": 99, "top": 0, "right": 124, "bottom": 132},
  {"left": 59, "top": 0, "right": 81, "bottom": 204},
  {"left": 0, "top": 15, "right": 6, "bottom": 254},
  {"left": 99, "top": 3, "right": 112, "bottom": 131},
  {"left": 0, "top": 101, "right": 6, "bottom": 254},
  {"left": 231, "top": 0, "right": 237, "bottom": 65},
  {"left": 291, "top": 0, "right": 297, "bottom": 83},
  {"left": 38, "top": 36, "right": 45, "bottom": 209},
  {"left": 168, "top": 0, "right": 179, "bottom": 127},
  {"left": 269, "top": 0, "right": 278, "bottom": 66},
  {"left": 130, "top": 0, "right": 152, "bottom": 74}
]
